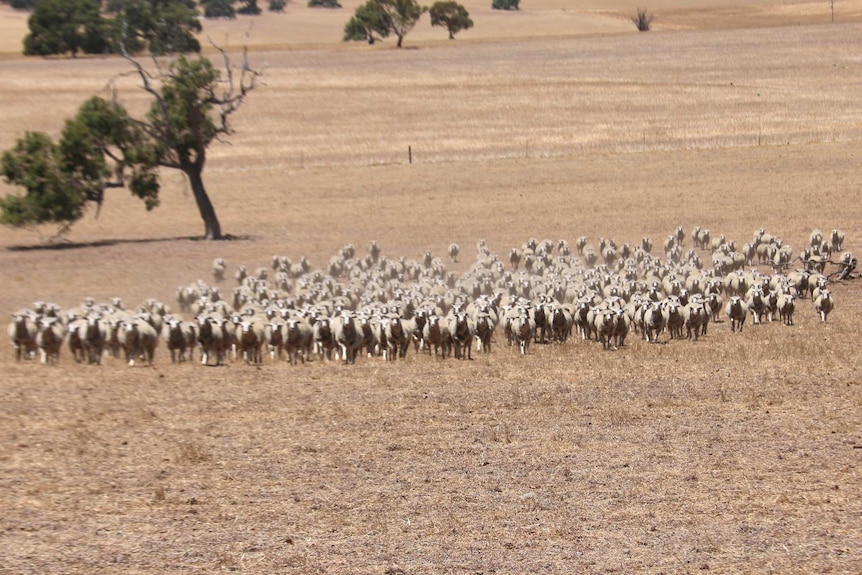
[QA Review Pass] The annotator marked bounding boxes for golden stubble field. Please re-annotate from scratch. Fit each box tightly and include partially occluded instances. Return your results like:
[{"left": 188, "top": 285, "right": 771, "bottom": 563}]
[{"left": 1, "top": 3, "right": 862, "bottom": 574}]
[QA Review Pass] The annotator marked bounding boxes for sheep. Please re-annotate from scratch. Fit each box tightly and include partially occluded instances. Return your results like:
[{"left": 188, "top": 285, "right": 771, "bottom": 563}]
[
  {"left": 119, "top": 318, "right": 158, "bottom": 367},
  {"left": 641, "top": 237, "right": 653, "bottom": 254},
  {"left": 211, "top": 258, "right": 226, "bottom": 282},
  {"left": 813, "top": 289, "right": 834, "bottom": 323},
  {"left": 448, "top": 311, "right": 474, "bottom": 360},
  {"left": 422, "top": 313, "right": 451, "bottom": 358},
  {"left": 264, "top": 321, "right": 285, "bottom": 362},
  {"left": 333, "top": 312, "right": 364, "bottom": 364},
  {"left": 642, "top": 301, "right": 666, "bottom": 342},
  {"left": 284, "top": 317, "right": 314, "bottom": 365},
  {"left": 674, "top": 226, "right": 685, "bottom": 246},
  {"left": 509, "top": 248, "right": 522, "bottom": 271},
  {"left": 612, "top": 307, "right": 630, "bottom": 349},
  {"left": 593, "top": 307, "right": 617, "bottom": 350},
  {"left": 809, "top": 229, "right": 824, "bottom": 248},
  {"left": 830, "top": 229, "right": 845, "bottom": 253},
  {"left": 162, "top": 317, "right": 197, "bottom": 363},
  {"left": 8, "top": 311, "right": 38, "bottom": 361},
  {"left": 79, "top": 313, "right": 107, "bottom": 365},
  {"left": 235, "top": 318, "right": 265, "bottom": 365},
  {"left": 532, "top": 301, "right": 548, "bottom": 344},
  {"left": 725, "top": 296, "right": 748, "bottom": 333},
  {"left": 312, "top": 316, "right": 337, "bottom": 361},
  {"left": 777, "top": 293, "right": 795, "bottom": 326},
  {"left": 382, "top": 314, "right": 410, "bottom": 361},
  {"left": 404, "top": 308, "right": 428, "bottom": 353},
  {"left": 61, "top": 316, "right": 86, "bottom": 362},
  {"left": 662, "top": 299, "right": 685, "bottom": 340},
  {"left": 683, "top": 299, "right": 707, "bottom": 341},
  {"left": 448, "top": 243, "right": 460, "bottom": 263},
  {"left": 197, "top": 314, "right": 230, "bottom": 366},
  {"left": 35, "top": 317, "right": 65, "bottom": 364},
  {"left": 369, "top": 240, "right": 381, "bottom": 263},
  {"left": 547, "top": 303, "right": 573, "bottom": 344},
  {"left": 473, "top": 312, "right": 495, "bottom": 353},
  {"left": 509, "top": 308, "right": 535, "bottom": 355},
  {"left": 745, "top": 286, "right": 768, "bottom": 324}
]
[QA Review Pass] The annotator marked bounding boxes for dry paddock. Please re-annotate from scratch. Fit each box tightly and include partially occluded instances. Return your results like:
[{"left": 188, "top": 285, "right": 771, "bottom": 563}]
[{"left": 1, "top": 4, "right": 862, "bottom": 574}]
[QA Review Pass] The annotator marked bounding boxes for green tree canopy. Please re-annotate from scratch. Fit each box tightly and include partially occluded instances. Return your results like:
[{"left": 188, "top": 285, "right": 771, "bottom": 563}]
[
  {"left": 22, "top": 0, "right": 202, "bottom": 57},
  {"left": 0, "top": 132, "right": 86, "bottom": 231},
  {"left": 110, "top": 0, "right": 202, "bottom": 55},
  {"left": 201, "top": 0, "right": 236, "bottom": 19},
  {"left": 1, "top": 49, "right": 262, "bottom": 240},
  {"left": 491, "top": 0, "right": 518, "bottom": 10},
  {"left": 343, "top": 0, "right": 391, "bottom": 44},
  {"left": 23, "top": 0, "right": 108, "bottom": 56},
  {"left": 429, "top": 1, "right": 472, "bottom": 39},
  {"left": 344, "top": 0, "right": 426, "bottom": 48}
]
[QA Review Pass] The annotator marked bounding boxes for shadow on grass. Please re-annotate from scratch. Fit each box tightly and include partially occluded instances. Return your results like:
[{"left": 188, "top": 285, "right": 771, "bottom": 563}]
[{"left": 6, "top": 234, "right": 253, "bottom": 252}]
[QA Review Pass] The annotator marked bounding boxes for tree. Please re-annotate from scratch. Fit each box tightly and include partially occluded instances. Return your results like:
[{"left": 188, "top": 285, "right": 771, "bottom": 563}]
[
  {"left": 491, "top": 0, "right": 517, "bottom": 10},
  {"left": 1, "top": 47, "right": 262, "bottom": 240},
  {"left": 237, "top": 0, "right": 261, "bottom": 14},
  {"left": 269, "top": 0, "right": 288, "bottom": 11},
  {"left": 429, "top": 1, "right": 472, "bottom": 39},
  {"left": 0, "top": 132, "right": 87, "bottom": 232},
  {"left": 23, "top": 0, "right": 108, "bottom": 57},
  {"left": 343, "top": 0, "right": 391, "bottom": 44},
  {"left": 380, "top": 0, "right": 427, "bottom": 48},
  {"left": 109, "top": 0, "right": 202, "bottom": 55},
  {"left": 2, "top": 0, "right": 38, "bottom": 9},
  {"left": 344, "top": 0, "right": 426, "bottom": 48},
  {"left": 202, "top": 0, "right": 236, "bottom": 19},
  {"left": 308, "top": 0, "right": 340, "bottom": 7}
]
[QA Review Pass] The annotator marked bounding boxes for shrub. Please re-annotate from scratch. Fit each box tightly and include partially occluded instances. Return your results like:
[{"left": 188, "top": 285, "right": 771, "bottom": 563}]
[
  {"left": 492, "top": 0, "right": 518, "bottom": 10},
  {"left": 632, "top": 7, "right": 653, "bottom": 31},
  {"left": 203, "top": 0, "right": 236, "bottom": 19},
  {"left": 309, "top": 0, "right": 341, "bottom": 6}
]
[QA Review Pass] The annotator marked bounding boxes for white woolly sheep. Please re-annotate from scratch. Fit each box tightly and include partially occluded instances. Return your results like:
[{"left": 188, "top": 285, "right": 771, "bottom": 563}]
[
  {"left": 36, "top": 317, "right": 65, "bottom": 364},
  {"left": 813, "top": 289, "right": 834, "bottom": 322},
  {"left": 725, "top": 296, "right": 748, "bottom": 333},
  {"left": 448, "top": 243, "right": 460, "bottom": 263},
  {"left": 8, "top": 311, "right": 37, "bottom": 361}
]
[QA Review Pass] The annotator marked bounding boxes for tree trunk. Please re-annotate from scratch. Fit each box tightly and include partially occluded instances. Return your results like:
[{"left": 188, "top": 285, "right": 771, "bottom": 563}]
[
  {"left": 397, "top": 34, "right": 403, "bottom": 48},
  {"left": 184, "top": 165, "right": 222, "bottom": 240}
]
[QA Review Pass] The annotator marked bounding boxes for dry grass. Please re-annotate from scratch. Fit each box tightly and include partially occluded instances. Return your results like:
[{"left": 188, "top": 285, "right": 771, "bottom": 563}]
[{"left": 1, "top": 3, "right": 862, "bottom": 574}]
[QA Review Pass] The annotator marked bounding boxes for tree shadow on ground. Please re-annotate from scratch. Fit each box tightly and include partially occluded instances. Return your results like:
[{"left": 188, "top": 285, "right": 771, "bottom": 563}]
[{"left": 6, "top": 234, "right": 252, "bottom": 252}]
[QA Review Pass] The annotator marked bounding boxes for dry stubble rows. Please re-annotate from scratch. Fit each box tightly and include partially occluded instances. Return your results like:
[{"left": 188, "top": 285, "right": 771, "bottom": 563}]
[{"left": 1, "top": 17, "right": 861, "bottom": 575}]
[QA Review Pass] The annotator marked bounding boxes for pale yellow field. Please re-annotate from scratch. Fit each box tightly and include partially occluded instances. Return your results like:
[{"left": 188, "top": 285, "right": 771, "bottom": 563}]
[{"left": 1, "top": 3, "right": 861, "bottom": 574}]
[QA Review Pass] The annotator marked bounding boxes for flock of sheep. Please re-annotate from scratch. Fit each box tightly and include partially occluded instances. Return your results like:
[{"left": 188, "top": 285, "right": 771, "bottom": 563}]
[{"left": 7, "top": 226, "right": 851, "bottom": 367}]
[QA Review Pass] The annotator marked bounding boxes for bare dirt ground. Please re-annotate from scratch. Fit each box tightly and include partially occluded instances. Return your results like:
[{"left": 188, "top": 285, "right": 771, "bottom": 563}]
[{"left": 1, "top": 3, "right": 861, "bottom": 574}]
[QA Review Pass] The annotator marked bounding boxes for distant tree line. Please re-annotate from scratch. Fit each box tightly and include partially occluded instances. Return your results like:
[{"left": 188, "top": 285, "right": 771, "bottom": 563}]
[
  {"left": 343, "top": 0, "right": 473, "bottom": 47},
  {"left": 6, "top": 0, "right": 288, "bottom": 57}
]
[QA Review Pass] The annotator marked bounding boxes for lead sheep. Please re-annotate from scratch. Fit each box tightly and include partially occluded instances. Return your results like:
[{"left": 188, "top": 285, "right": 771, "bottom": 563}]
[
  {"left": 830, "top": 229, "right": 845, "bottom": 253},
  {"left": 777, "top": 294, "right": 795, "bottom": 326},
  {"left": 120, "top": 319, "right": 158, "bottom": 367},
  {"left": 162, "top": 317, "right": 197, "bottom": 363},
  {"left": 36, "top": 317, "right": 65, "bottom": 364},
  {"left": 448, "top": 311, "right": 474, "bottom": 360},
  {"left": 725, "top": 296, "right": 748, "bottom": 333},
  {"left": 813, "top": 289, "right": 834, "bottom": 322},
  {"left": 79, "top": 314, "right": 107, "bottom": 365}
]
